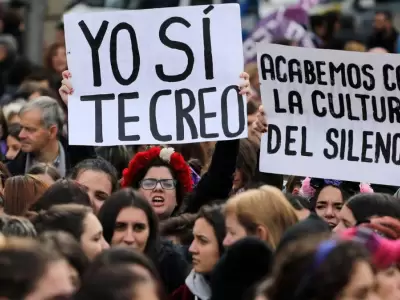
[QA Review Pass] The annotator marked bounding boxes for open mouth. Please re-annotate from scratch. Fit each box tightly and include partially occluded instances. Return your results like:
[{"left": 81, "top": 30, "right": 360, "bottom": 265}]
[{"left": 151, "top": 196, "right": 165, "bottom": 207}]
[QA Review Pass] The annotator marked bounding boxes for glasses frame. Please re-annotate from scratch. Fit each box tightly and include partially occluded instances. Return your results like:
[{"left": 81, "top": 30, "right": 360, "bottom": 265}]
[{"left": 139, "top": 178, "right": 177, "bottom": 190}]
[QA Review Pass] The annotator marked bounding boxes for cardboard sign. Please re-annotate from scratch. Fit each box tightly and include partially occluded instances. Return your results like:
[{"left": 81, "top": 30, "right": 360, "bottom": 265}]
[
  {"left": 64, "top": 4, "right": 246, "bottom": 145},
  {"left": 257, "top": 43, "right": 400, "bottom": 186}
]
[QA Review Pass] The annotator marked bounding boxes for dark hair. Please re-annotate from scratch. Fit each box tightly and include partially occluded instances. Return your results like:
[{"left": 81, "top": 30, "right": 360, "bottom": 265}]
[
  {"left": 56, "top": 22, "right": 64, "bottom": 31},
  {"left": 6, "top": 123, "right": 21, "bottom": 140},
  {"left": 95, "top": 146, "right": 133, "bottom": 178},
  {"left": 310, "top": 184, "right": 349, "bottom": 211},
  {"left": 32, "top": 204, "right": 92, "bottom": 241},
  {"left": 0, "top": 215, "right": 37, "bottom": 237},
  {"left": 310, "top": 15, "right": 326, "bottom": 30},
  {"left": 69, "top": 158, "right": 119, "bottom": 193},
  {"left": 0, "top": 162, "right": 11, "bottom": 187},
  {"left": 0, "top": 238, "right": 63, "bottom": 299},
  {"left": 9, "top": 0, "right": 27, "bottom": 9},
  {"left": 267, "top": 238, "right": 372, "bottom": 300},
  {"left": 236, "top": 139, "right": 257, "bottom": 189},
  {"left": 74, "top": 265, "right": 150, "bottom": 300},
  {"left": 14, "top": 81, "right": 56, "bottom": 100},
  {"left": 38, "top": 231, "right": 89, "bottom": 280},
  {"left": 196, "top": 204, "right": 226, "bottom": 255},
  {"left": 285, "top": 194, "right": 311, "bottom": 211},
  {"left": 24, "top": 66, "right": 52, "bottom": 83},
  {"left": 0, "top": 109, "right": 8, "bottom": 140},
  {"left": 98, "top": 188, "right": 160, "bottom": 261},
  {"left": 171, "top": 143, "right": 207, "bottom": 168},
  {"left": 31, "top": 179, "right": 91, "bottom": 211},
  {"left": 272, "top": 39, "right": 294, "bottom": 46},
  {"left": 27, "top": 163, "right": 61, "bottom": 181},
  {"left": 247, "top": 100, "right": 259, "bottom": 116},
  {"left": 160, "top": 213, "right": 197, "bottom": 246},
  {"left": 86, "top": 247, "right": 160, "bottom": 281},
  {"left": 44, "top": 42, "right": 65, "bottom": 73},
  {"left": 129, "top": 157, "right": 184, "bottom": 210},
  {"left": 346, "top": 193, "right": 400, "bottom": 224},
  {"left": 376, "top": 10, "right": 392, "bottom": 21},
  {"left": 7, "top": 58, "right": 34, "bottom": 86},
  {"left": 285, "top": 176, "right": 304, "bottom": 194}
]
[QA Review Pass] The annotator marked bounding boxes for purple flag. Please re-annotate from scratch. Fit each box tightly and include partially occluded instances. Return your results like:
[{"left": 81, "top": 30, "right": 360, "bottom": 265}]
[{"left": 243, "top": 4, "right": 316, "bottom": 64}]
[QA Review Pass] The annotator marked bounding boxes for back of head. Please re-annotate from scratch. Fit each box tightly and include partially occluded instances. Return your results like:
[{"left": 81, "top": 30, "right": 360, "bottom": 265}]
[
  {"left": 160, "top": 213, "right": 197, "bottom": 246},
  {"left": 75, "top": 265, "right": 152, "bottom": 300},
  {"left": 210, "top": 237, "right": 273, "bottom": 300},
  {"left": 3, "top": 104, "right": 24, "bottom": 125},
  {"left": 0, "top": 237, "right": 61, "bottom": 299},
  {"left": 346, "top": 193, "right": 400, "bottom": 224},
  {"left": 38, "top": 231, "right": 89, "bottom": 280},
  {"left": 225, "top": 187, "right": 298, "bottom": 249},
  {"left": 27, "top": 163, "right": 61, "bottom": 182},
  {"left": 95, "top": 146, "right": 133, "bottom": 178},
  {"left": 276, "top": 213, "right": 331, "bottom": 254},
  {"left": 236, "top": 139, "right": 258, "bottom": 188},
  {"left": 268, "top": 237, "right": 371, "bottom": 300},
  {"left": 86, "top": 246, "right": 159, "bottom": 281},
  {"left": 32, "top": 179, "right": 91, "bottom": 211},
  {"left": 0, "top": 215, "right": 37, "bottom": 238},
  {"left": 3, "top": 174, "right": 48, "bottom": 216},
  {"left": 32, "top": 204, "right": 92, "bottom": 241}
]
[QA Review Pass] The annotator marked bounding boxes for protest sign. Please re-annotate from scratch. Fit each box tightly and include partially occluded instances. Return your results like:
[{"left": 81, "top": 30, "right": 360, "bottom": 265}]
[
  {"left": 257, "top": 43, "right": 400, "bottom": 186},
  {"left": 64, "top": 4, "right": 246, "bottom": 146}
]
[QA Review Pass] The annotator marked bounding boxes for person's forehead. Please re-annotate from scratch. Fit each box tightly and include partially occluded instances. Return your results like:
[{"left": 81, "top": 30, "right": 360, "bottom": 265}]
[
  {"left": 20, "top": 108, "right": 42, "bottom": 119},
  {"left": 375, "top": 13, "right": 387, "bottom": 20}
]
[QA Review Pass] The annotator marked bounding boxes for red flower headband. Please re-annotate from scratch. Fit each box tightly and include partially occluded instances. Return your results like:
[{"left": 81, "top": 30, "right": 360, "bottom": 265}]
[{"left": 121, "top": 146, "right": 193, "bottom": 194}]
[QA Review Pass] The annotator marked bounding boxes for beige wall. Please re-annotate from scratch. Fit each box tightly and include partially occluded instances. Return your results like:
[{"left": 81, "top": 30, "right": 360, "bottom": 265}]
[{"left": 43, "top": 0, "right": 69, "bottom": 43}]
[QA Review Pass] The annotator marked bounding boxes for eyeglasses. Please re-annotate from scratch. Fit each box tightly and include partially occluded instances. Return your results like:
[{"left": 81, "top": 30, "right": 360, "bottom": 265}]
[{"left": 140, "top": 179, "right": 176, "bottom": 190}]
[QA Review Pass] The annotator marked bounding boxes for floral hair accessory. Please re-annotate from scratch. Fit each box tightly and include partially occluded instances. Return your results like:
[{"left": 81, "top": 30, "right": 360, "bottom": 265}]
[
  {"left": 359, "top": 183, "right": 374, "bottom": 194},
  {"left": 159, "top": 147, "right": 175, "bottom": 163},
  {"left": 339, "top": 227, "right": 400, "bottom": 270},
  {"left": 121, "top": 146, "right": 193, "bottom": 194},
  {"left": 299, "top": 177, "right": 316, "bottom": 199}
]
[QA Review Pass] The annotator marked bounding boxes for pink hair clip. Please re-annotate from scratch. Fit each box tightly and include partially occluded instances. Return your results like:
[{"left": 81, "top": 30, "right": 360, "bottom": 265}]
[
  {"left": 299, "top": 177, "right": 316, "bottom": 198},
  {"left": 360, "top": 183, "right": 374, "bottom": 194}
]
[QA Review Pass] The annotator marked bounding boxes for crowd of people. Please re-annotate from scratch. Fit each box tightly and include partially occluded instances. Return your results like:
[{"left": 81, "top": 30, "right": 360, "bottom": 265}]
[{"left": 0, "top": 1, "right": 400, "bottom": 300}]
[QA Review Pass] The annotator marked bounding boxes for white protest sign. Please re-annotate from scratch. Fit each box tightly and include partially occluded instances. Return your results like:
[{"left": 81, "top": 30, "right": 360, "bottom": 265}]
[
  {"left": 257, "top": 43, "right": 400, "bottom": 186},
  {"left": 64, "top": 4, "right": 246, "bottom": 146}
]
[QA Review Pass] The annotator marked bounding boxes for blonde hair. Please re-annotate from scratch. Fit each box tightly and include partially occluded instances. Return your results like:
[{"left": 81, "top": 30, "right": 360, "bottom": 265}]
[
  {"left": 344, "top": 41, "right": 366, "bottom": 52},
  {"left": 225, "top": 185, "right": 298, "bottom": 249}
]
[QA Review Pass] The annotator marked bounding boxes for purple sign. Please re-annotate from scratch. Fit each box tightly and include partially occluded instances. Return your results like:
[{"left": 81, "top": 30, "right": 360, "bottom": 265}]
[{"left": 243, "top": 4, "right": 316, "bottom": 64}]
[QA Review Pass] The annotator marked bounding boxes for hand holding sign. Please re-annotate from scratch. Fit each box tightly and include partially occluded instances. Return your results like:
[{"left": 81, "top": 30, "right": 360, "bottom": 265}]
[
  {"left": 249, "top": 105, "right": 268, "bottom": 146},
  {"left": 59, "top": 70, "right": 252, "bottom": 108},
  {"left": 59, "top": 70, "right": 73, "bottom": 106}
]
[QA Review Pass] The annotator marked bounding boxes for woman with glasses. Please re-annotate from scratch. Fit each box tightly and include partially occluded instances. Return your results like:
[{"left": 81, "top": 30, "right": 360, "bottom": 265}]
[
  {"left": 61, "top": 70, "right": 253, "bottom": 220},
  {"left": 98, "top": 188, "right": 189, "bottom": 295}
]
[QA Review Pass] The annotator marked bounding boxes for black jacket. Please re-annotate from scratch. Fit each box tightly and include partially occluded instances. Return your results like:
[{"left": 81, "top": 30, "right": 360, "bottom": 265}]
[
  {"left": 7, "top": 135, "right": 96, "bottom": 176},
  {"left": 180, "top": 139, "right": 240, "bottom": 214},
  {"left": 157, "top": 239, "right": 190, "bottom": 295},
  {"left": 367, "top": 29, "right": 399, "bottom": 53}
]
